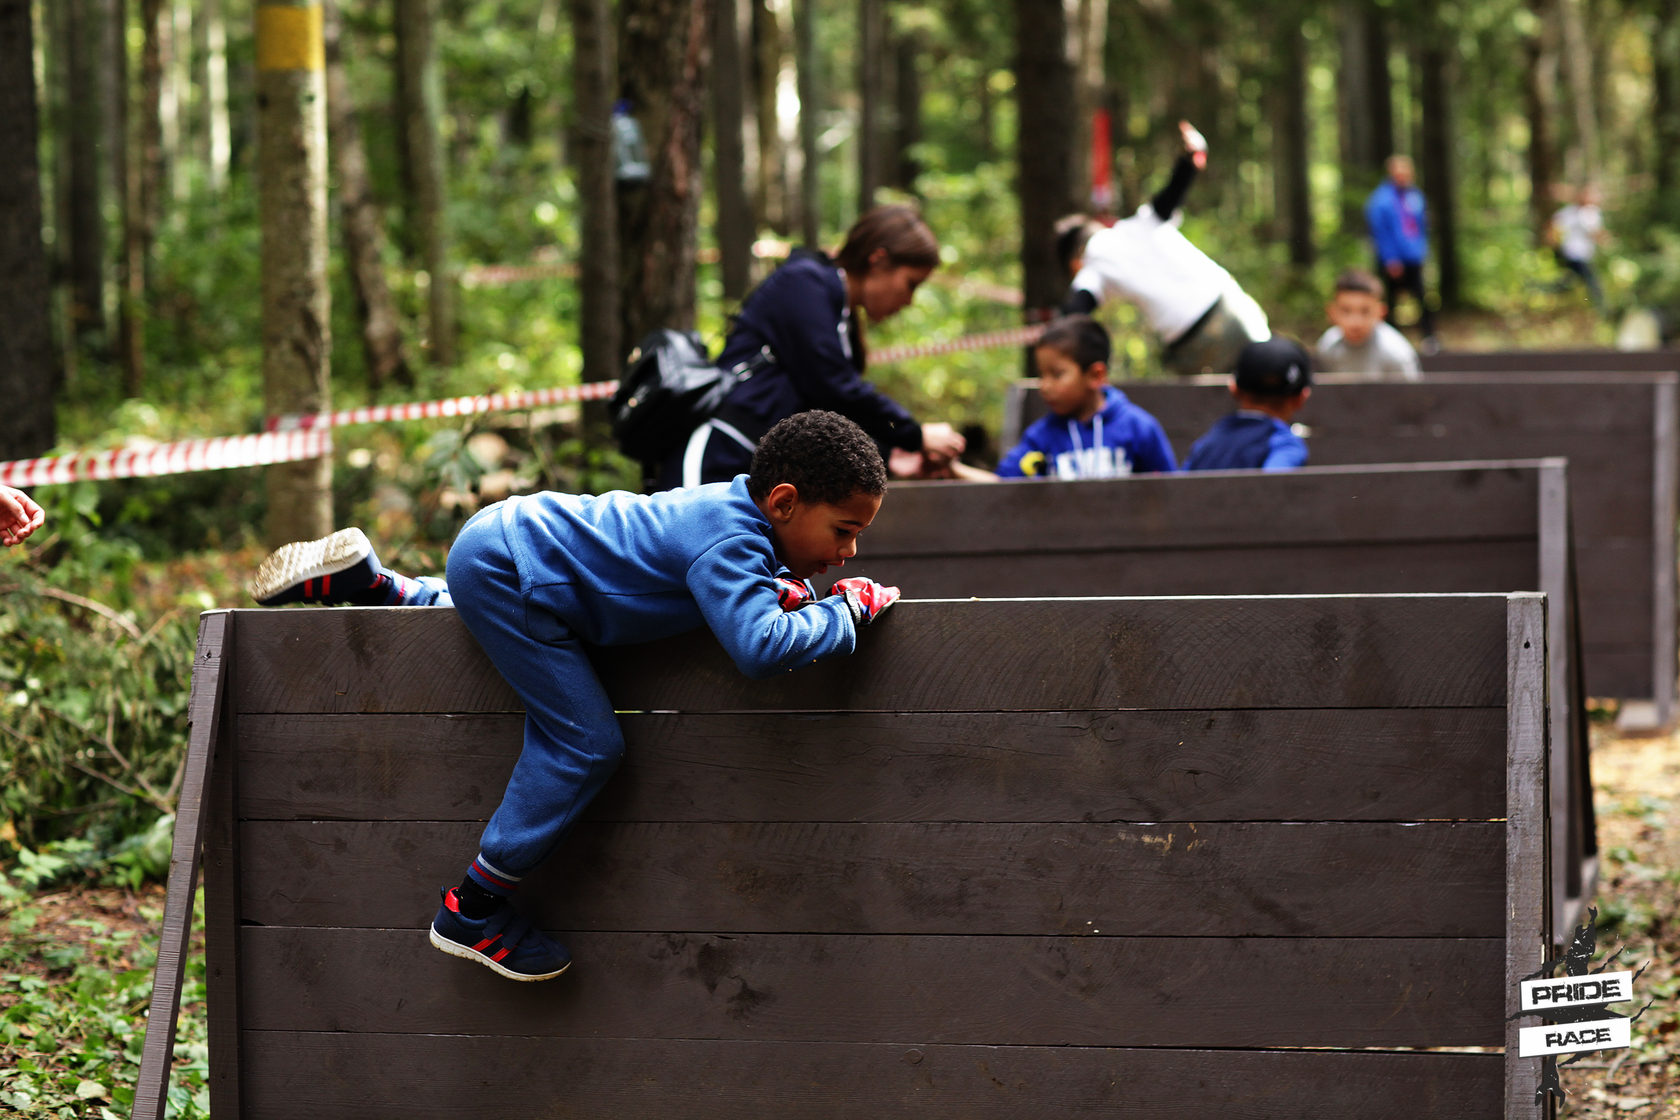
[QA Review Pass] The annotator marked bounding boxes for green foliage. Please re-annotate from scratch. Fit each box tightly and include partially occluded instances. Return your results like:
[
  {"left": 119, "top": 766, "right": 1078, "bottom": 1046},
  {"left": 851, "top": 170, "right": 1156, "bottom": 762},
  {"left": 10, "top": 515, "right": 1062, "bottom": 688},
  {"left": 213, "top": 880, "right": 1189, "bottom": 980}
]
[
  {"left": 0, "top": 883, "right": 209, "bottom": 1119},
  {"left": 0, "top": 497, "right": 198, "bottom": 852}
]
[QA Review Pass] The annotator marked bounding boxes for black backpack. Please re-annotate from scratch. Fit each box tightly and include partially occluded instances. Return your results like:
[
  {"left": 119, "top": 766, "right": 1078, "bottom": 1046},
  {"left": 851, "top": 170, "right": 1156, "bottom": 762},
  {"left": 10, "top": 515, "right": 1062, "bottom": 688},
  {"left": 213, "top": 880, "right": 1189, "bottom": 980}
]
[{"left": 609, "top": 328, "right": 773, "bottom": 463}]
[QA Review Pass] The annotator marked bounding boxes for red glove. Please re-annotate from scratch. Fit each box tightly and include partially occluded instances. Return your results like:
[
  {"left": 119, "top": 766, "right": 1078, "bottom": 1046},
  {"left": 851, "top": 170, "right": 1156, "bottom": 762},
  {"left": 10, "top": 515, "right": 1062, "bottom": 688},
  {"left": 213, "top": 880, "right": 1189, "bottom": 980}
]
[
  {"left": 831, "top": 577, "right": 901, "bottom": 626},
  {"left": 775, "top": 575, "right": 815, "bottom": 611}
]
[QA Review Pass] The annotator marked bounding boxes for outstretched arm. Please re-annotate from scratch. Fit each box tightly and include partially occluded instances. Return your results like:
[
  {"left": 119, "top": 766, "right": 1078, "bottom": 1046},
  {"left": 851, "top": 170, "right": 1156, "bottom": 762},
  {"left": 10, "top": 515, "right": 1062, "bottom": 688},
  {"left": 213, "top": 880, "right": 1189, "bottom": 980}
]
[
  {"left": 1148, "top": 121, "right": 1208, "bottom": 221},
  {"left": 0, "top": 486, "right": 44, "bottom": 546}
]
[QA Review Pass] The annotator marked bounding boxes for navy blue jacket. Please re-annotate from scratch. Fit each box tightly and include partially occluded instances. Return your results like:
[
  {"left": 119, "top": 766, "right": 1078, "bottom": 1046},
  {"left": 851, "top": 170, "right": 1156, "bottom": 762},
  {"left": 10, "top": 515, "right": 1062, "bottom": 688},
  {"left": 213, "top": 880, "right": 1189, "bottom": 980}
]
[
  {"left": 1182, "top": 413, "right": 1308, "bottom": 471},
  {"left": 716, "top": 249, "right": 922, "bottom": 451}
]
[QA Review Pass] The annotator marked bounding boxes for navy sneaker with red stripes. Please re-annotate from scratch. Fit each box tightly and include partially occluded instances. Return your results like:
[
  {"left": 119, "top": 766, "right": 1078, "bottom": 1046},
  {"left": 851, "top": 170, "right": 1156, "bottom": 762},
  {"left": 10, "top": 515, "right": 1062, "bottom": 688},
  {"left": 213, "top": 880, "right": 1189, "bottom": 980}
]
[
  {"left": 247, "top": 527, "right": 391, "bottom": 606},
  {"left": 428, "top": 887, "right": 572, "bottom": 982}
]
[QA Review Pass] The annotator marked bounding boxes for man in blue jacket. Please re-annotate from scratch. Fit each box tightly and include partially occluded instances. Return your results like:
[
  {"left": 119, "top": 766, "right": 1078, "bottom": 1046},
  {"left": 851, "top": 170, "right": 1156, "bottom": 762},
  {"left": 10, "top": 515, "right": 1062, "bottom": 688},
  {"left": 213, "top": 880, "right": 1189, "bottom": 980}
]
[{"left": 1365, "top": 155, "right": 1437, "bottom": 347}]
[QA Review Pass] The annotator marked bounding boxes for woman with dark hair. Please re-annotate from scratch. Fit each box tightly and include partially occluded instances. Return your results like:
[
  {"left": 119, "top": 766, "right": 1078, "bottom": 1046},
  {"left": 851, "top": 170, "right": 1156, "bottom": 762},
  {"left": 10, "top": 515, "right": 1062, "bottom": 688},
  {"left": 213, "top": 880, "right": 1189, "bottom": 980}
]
[{"left": 656, "top": 204, "right": 967, "bottom": 489}]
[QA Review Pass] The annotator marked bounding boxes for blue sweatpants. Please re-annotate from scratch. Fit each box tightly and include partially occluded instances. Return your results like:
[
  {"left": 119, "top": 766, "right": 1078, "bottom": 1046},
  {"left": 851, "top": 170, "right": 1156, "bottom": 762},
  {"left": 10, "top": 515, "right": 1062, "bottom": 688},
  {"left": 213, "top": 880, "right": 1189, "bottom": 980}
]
[{"left": 441, "top": 508, "right": 627, "bottom": 895}]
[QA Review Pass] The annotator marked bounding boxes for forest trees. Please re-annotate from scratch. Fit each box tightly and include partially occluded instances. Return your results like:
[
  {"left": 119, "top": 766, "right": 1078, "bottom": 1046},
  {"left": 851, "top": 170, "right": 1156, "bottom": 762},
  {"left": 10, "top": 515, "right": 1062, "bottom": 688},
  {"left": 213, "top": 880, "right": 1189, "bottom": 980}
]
[
  {"left": 14, "top": 0, "right": 1680, "bottom": 483},
  {"left": 0, "top": 0, "right": 53, "bottom": 459}
]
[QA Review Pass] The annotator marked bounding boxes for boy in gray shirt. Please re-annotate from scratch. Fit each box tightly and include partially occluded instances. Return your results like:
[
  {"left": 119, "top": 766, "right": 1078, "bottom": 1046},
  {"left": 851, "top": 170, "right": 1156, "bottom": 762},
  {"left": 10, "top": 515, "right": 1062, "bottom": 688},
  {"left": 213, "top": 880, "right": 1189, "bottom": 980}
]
[{"left": 1315, "top": 269, "right": 1421, "bottom": 379}]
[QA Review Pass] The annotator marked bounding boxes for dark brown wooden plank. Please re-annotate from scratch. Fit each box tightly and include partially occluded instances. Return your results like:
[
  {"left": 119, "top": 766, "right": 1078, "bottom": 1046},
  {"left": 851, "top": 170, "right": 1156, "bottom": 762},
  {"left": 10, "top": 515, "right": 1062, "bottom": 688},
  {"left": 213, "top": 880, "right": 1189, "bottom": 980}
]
[
  {"left": 238, "top": 928, "right": 1506, "bottom": 1047},
  {"left": 1422, "top": 348, "right": 1680, "bottom": 373},
  {"left": 1505, "top": 594, "right": 1551, "bottom": 1115},
  {"left": 239, "top": 1034, "right": 1503, "bottom": 1120},
  {"left": 203, "top": 615, "right": 244, "bottom": 1120},
  {"left": 238, "top": 820, "right": 1507, "bottom": 937},
  {"left": 835, "top": 541, "right": 1542, "bottom": 598},
  {"left": 229, "top": 596, "right": 1510, "bottom": 715},
  {"left": 235, "top": 708, "right": 1509, "bottom": 823},
  {"left": 132, "top": 612, "right": 228, "bottom": 1120},
  {"left": 1084, "top": 376, "right": 1675, "bottom": 703},
  {"left": 865, "top": 462, "right": 1550, "bottom": 554}
]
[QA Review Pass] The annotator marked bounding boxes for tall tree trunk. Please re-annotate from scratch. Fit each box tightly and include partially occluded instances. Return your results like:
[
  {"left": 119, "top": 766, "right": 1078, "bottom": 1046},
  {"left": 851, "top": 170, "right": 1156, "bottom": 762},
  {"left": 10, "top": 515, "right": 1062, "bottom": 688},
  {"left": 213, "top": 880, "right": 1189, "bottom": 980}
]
[
  {"left": 617, "top": 0, "right": 711, "bottom": 345},
  {"left": 1653, "top": 0, "right": 1680, "bottom": 233},
  {"left": 568, "top": 0, "right": 621, "bottom": 380},
  {"left": 138, "top": 0, "right": 164, "bottom": 240},
  {"left": 1336, "top": 0, "right": 1391, "bottom": 232},
  {"left": 116, "top": 0, "right": 145, "bottom": 395},
  {"left": 66, "top": 0, "right": 106, "bottom": 342},
  {"left": 752, "top": 0, "right": 788, "bottom": 233},
  {"left": 395, "top": 0, "right": 456, "bottom": 366},
  {"left": 794, "top": 0, "right": 818, "bottom": 244},
  {"left": 257, "top": 0, "right": 332, "bottom": 546},
  {"left": 856, "top": 0, "right": 881, "bottom": 209},
  {"left": 891, "top": 28, "right": 921, "bottom": 191},
  {"left": 324, "top": 0, "right": 412, "bottom": 393},
  {"left": 1274, "top": 21, "right": 1314, "bottom": 267},
  {"left": 712, "top": 0, "right": 754, "bottom": 300},
  {"left": 1418, "top": 29, "right": 1459, "bottom": 309},
  {"left": 47, "top": 0, "right": 76, "bottom": 386},
  {"left": 164, "top": 0, "right": 187, "bottom": 204},
  {"left": 1069, "top": 0, "right": 1106, "bottom": 210},
  {"left": 1524, "top": 0, "right": 1557, "bottom": 239},
  {"left": 0, "top": 0, "right": 56, "bottom": 458},
  {"left": 1014, "top": 0, "right": 1077, "bottom": 315},
  {"left": 1556, "top": 0, "right": 1598, "bottom": 182},
  {"left": 203, "top": 0, "right": 231, "bottom": 191}
]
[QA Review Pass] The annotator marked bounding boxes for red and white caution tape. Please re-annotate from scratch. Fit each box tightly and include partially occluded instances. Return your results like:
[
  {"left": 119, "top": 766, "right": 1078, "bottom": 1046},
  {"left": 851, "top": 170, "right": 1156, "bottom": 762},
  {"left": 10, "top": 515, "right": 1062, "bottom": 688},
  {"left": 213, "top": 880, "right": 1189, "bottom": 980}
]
[
  {"left": 871, "top": 323, "right": 1046, "bottom": 364},
  {"left": 261, "top": 325, "right": 1048, "bottom": 432},
  {"left": 0, "top": 322, "right": 1054, "bottom": 488},
  {"left": 265, "top": 381, "right": 621, "bottom": 432},
  {"left": 0, "top": 428, "right": 333, "bottom": 488}
]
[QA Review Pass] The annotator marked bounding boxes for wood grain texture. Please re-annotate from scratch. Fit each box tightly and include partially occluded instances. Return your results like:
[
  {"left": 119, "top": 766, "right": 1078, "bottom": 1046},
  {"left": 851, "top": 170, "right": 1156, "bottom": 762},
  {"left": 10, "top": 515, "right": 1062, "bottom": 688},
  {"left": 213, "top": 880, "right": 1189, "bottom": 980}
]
[
  {"left": 1422, "top": 349, "right": 1680, "bottom": 373},
  {"left": 131, "top": 612, "right": 228, "bottom": 1120},
  {"left": 238, "top": 927, "right": 1506, "bottom": 1047},
  {"left": 864, "top": 462, "right": 1553, "bottom": 554},
  {"left": 161, "top": 595, "right": 1551, "bottom": 1119},
  {"left": 1505, "top": 594, "right": 1552, "bottom": 1114},
  {"left": 237, "top": 1034, "right": 1504, "bottom": 1120},
  {"left": 1010, "top": 375, "right": 1677, "bottom": 701},
  {"left": 237, "top": 820, "right": 1507, "bottom": 937},
  {"left": 229, "top": 596, "right": 1510, "bottom": 714},
  {"left": 234, "top": 708, "right": 1509, "bottom": 823}
]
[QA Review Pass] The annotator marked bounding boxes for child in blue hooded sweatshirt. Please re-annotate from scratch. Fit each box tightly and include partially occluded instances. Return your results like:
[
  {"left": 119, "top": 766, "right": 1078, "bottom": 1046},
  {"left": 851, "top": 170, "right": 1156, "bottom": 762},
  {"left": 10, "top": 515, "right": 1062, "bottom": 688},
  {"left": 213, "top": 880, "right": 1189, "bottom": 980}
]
[
  {"left": 996, "top": 315, "right": 1176, "bottom": 479},
  {"left": 1182, "top": 336, "right": 1313, "bottom": 471},
  {"left": 245, "top": 411, "right": 901, "bottom": 982}
]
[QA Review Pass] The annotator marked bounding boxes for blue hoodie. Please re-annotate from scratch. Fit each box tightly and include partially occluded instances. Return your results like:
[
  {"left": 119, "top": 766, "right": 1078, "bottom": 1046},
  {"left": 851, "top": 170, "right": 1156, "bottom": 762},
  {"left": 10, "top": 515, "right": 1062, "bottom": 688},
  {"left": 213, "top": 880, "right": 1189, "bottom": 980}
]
[
  {"left": 493, "top": 474, "right": 856, "bottom": 679},
  {"left": 997, "top": 385, "right": 1177, "bottom": 479},
  {"left": 1366, "top": 179, "right": 1429, "bottom": 266}
]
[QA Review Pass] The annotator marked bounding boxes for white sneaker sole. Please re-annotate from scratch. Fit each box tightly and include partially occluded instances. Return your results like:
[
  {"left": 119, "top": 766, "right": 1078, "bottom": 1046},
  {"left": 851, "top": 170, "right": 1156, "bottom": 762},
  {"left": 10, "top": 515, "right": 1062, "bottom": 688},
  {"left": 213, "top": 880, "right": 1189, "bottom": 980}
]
[
  {"left": 247, "top": 527, "right": 373, "bottom": 604},
  {"left": 428, "top": 925, "right": 572, "bottom": 982}
]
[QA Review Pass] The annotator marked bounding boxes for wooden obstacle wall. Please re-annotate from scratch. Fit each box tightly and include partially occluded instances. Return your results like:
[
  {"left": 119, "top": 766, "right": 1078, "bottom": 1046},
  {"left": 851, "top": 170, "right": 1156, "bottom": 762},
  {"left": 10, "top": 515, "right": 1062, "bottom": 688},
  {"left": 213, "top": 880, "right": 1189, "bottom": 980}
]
[
  {"left": 819, "top": 459, "right": 1592, "bottom": 936},
  {"left": 1006, "top": 372, "right": 1678, "bottom": 723},
  {"left": 135, "top": 596, "right": 1550, "bottom": 1120},
  {"left": 1422, "top": 348, "right": 1679, "bottom": 374}
]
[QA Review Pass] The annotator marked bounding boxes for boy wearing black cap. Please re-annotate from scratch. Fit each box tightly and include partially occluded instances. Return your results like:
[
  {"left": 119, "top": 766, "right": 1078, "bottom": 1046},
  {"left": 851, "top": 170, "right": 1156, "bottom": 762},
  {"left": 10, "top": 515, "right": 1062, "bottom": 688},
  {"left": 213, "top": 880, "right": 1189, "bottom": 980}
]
[{"left": 1182, "top": 336, "right": 1313, "bottom": 471}]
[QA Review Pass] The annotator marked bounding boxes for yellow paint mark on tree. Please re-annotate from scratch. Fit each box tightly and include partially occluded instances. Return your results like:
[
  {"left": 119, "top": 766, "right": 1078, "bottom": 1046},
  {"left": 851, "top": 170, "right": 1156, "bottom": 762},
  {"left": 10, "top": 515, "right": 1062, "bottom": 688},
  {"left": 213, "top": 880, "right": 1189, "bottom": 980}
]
[{"left": 257, "top": 4, "right": 325, "bottom": 72}]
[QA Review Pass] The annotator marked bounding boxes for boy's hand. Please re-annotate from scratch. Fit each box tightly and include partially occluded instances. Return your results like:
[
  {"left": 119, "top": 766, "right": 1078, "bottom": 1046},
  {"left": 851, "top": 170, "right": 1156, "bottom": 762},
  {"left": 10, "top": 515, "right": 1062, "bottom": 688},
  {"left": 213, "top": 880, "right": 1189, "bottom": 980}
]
[
  {"left": 0, "top": 486, "right": 44, "bottom": 547},
  {"left": 831, "top": 577, "right": 900, "bottom": 626},
  {"left": 775, "top": 575, "right": 815, "bottom": 611}
]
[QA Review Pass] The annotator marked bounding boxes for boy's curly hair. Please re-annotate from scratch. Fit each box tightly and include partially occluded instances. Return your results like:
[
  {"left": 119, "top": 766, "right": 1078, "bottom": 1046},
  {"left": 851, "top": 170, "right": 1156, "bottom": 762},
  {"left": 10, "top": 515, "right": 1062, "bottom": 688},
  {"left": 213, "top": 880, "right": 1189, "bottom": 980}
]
[{"left": 747, "top": 411, "right": 887, "bottom": 505}]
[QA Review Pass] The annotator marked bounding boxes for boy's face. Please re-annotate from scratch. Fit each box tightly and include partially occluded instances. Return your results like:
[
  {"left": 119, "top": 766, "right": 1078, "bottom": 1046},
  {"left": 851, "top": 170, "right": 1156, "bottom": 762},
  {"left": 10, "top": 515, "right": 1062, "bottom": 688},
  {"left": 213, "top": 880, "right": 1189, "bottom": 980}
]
[
  {"left": 1034, "top": 345, "right": 1107, "bottom": 421},
  {"left": 765, "top": 486, "right": 884, "bottom": 580},
  {"left": 1327, "top": 291, "right": 1385, "bottom": 347}
]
